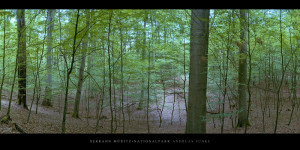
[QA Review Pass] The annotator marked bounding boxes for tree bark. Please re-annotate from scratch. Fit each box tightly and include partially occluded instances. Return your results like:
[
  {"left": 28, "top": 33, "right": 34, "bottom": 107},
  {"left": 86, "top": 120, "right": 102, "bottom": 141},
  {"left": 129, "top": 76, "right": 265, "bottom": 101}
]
[
  {"left": 237, "top": 9, "right": 249, "bottom": 127},
  {"left": 274, "top": 9, "right": 285, "bottom": 133},
  {"left": 61, "top": 9, "right": 80, "bottom": 133},
  {"left": 17, "top": 9, "right": 27, "bottom": 109},
  {"left": 186, "top": 9, "right": 210, "bottom": 133},
  {"left": 43, "top": 9, "right": 54, "bottom": 107},
  {"left": 6, "top": 45, "right": 18, "bottom": 117},
  {"left": 28, "top": 17, "right": 47, "bottom": 122},
  {"left": 137, "top": 11, "right": 148, "bottom": 110},
  {"left": 0, "top": 13, "right": 6, "bottom": 111},
  {"left": 72, "top": 9, "right": 89, "bottom": 118},
  {"left": 107, "top": 10, "right": 114, "bottom": 134},
  {"left": 120, "top": 23, "right": 125, "bottom": 133}
]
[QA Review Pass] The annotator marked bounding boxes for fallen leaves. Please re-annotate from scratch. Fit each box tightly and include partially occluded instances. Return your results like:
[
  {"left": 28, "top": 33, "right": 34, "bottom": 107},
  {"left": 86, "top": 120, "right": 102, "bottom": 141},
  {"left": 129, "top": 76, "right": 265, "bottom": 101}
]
[{"left": 0, "top": 88, "right": 299, "bottom": 134}]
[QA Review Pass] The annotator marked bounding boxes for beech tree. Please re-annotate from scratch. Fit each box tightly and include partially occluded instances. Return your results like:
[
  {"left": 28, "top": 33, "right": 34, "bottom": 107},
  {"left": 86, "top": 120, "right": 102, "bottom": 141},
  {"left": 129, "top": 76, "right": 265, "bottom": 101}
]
[
  {"left": 186, "top": 9, "right": 210, "bottom": 133},
  {"left": 17, "top": 9, "right": 27, "bottom": 109},
  {"left": 137, "top": 11, "right": 148, "bottom": 110},
  {"left": 61, "top": 9, "right": 80, "bottom": 133},
  {"left": 237, "top": 9, "right": 249, "bottom": 127},
  {"left": 72, "top": 9, "right": 89, "bottom": 118},
  {"left": 0, "top": 11, "right": 7, "bottom": 110},
  {"left": 42, "top": 9, "right": 54, "bottom": 107}
]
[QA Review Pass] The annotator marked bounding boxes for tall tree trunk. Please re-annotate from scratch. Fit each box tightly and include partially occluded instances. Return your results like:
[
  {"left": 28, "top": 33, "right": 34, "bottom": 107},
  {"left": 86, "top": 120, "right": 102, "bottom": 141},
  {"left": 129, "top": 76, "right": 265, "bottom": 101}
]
[
  {"left": 28, "top": 18, "right": 47, "bottom": 122},
  {"left": 186, "top": 9, "right": 210, "bottom": 133},
  {"left": 274, "top": 9, "right": 285, "bottom": 133},
  {"left": 72, "top": 9, "right": 89, "bottom": 118},
  {"left": 17, "top": 9, "right": 27, "bottom": 109},
  {"left": 6, "top": 49, "right": 18, "bottom": 118},
  {"left": 171, "top": 66, "right": 176, "bottom": 125},
  {"left": 137, "top": 11, "right": 148, "bottom": 110},
  {"left": 221, "top": 10, "right": 232, "bottom": 133},
  {"left": 237, "top": 9, "right": 249, "bottom": 127},
  {"left": 288, "top": 14, "right": 297, "bottom": 125},
  {"left": 57, "top": 9, "right": 63, "bottom": 114},
  {"left": 0, "top": 13, "right": 6, "bottom": 111},
  {"left": 182, "top": 31, "right": 187, "bottom": 113},
  {"left": 95, "top": 41, "right": 106, "bottom": 133},
  {"left": 61, "top": 9, "right": 80, "bottom": 133},
  {"left": 107, "top": 10, "right": 114, "bottom": 134},
  {"left": 111, "top": 33, "right": 118, "bottom": 133},
  {"left": 120, "top": 24, "right": 125, "bottom": 133},
  {"left": 43, "top": 9, "right": 54, "bottom": 107},
  {"left": 147, "top": 44, "right": 150, "bottom": 133},
  {"left": 244, "top": 10, "right": 252, "bottom": 133}
]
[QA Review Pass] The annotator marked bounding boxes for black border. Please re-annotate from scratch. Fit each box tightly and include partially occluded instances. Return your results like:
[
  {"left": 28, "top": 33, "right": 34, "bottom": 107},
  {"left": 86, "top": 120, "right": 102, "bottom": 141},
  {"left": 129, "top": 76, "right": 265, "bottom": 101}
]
[
  {"left": 0, "top": 133, "right": 299, "bottom": 147},
  {"left": 0, "top": 2, "right": 299, "bottom": 148}
]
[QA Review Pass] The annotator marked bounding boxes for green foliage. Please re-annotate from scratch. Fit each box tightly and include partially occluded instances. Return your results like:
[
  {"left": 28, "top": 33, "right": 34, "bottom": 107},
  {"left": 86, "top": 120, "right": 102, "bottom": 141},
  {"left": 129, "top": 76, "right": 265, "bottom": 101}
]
[{"left": 0, "top": 9, "right": 298, "bottom": 123}]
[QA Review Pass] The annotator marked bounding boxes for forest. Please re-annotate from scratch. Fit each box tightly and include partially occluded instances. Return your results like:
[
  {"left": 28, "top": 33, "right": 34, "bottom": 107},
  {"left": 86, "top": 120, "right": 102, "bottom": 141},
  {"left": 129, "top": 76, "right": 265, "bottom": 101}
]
[{"left": 0, "top": 9, "right": 299, "bottom": 134}]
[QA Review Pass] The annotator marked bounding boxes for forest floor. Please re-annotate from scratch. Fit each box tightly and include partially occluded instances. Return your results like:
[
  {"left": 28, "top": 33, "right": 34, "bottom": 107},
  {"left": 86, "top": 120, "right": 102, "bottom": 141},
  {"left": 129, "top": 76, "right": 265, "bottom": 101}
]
[{"left": 0, "top": 86, "right": 300, "bottom": 133}]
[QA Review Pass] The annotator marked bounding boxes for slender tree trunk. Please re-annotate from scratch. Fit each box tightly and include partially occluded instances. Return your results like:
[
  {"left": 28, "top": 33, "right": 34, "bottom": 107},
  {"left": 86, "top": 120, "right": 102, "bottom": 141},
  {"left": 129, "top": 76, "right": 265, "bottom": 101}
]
[
  {"left": 6, "top": 48, "right": 18, "bottom": 118},
  {"left": 28, "top": 46, "right": 45, "bottom": 122},
  {"left": 147, "top": 41, "right": 151, "bottom": 133},
  {"left": 244, "top": 10, "right": 252, "bottom": 133},
  {"left": 171, "top": 66, "right": 176, "bottom": 125},
  {"left": 221, "top": 10, "right": 232, "bottom": 133},
  {"left": 17, "top": 9, "right": 27, "bottom": 109},
  {"left": 28, "top": 18, "right": 47, "bottom": 121},
  {"left": 95, "top": 41, "right": 106, "bottom": 133},
  {"left": 126, "top": 76, "right": 131, "bottom": 124},
  {"left": 111, "top": 36, "right": 118, "bottom": 133},
  {"left": 120, "top": 24, "right": 125, "bottom": 133},
  {"left": 35, "top": 69, "right": 41, "bottom": 114},
  {"left": 61, "top": 9, "right": 80, "bottom": 133},
  {"left": 36, "top": 14, "right": 48, "bottom": 114},
  {"left": 0, "top": 14, "right": 6, "bottom": 111},
  {"left": 43, "top": 9, "right": 54, "bottom": 107},
  {"left": 274, "top": 9, "right": 284, "bottom": 133},
  {"left": 72, "top": 9, "right": 89, "bottom": 118},
  {"left": 57, "top": 9, "right": 63, "bottom": 114},
  {"left": 72, "top": 47, "right": 86, "bottom": 118},
  {"left": 186, "top": 9, "right": 210, "bottom": 133},
  {"left": 86, "top": 26, "right": 96, "bottom": 121},
  {"left": 107, "top": 10, "right": 114, "bottom": 134},
  {"left": 183, "top": 37, "right": 187, "bottom": 112},
  {"left": 159, "top": 77, "right": 166, "bottom": 128},
  {"left": 288, "top": 26, "right": 297, "bottom": 126},
  {"left": 137, "top": 12, "right": 148, "bottom": 110}
]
